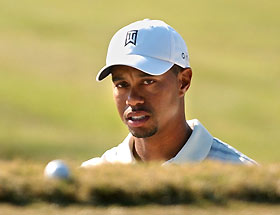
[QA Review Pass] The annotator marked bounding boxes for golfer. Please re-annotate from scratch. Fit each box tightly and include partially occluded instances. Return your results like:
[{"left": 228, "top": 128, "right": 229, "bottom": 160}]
[{"left": 82, "top": 19, "right": 257, "bottom": 166}]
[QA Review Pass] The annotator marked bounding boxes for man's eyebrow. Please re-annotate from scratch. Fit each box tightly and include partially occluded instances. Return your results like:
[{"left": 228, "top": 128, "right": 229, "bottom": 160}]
[
  {"left": 137, "top": 72, "right": 153, "bottom": 78},
  {"left": 112, "top": 72, "right": 153, "bottom": 82},
  {"left": 112, "top": 75, "right": 124, "bottom": 82}
]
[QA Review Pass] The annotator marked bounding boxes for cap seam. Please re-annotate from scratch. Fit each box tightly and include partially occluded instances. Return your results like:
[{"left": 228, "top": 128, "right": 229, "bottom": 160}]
[
  {"left": 127, "top": 53, "right": 175, "bottom": 65},
  {"left": 168, "top": 26, "right": 172, "bottom": 61}
]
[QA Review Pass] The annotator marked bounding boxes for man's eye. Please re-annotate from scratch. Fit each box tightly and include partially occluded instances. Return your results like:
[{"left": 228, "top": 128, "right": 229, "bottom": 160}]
[
  {"left": 143, "top": 80, "right": 155, "bottom": 85},
  {"left": 115, "top": 82, "right": 129, "bottom": 88}
]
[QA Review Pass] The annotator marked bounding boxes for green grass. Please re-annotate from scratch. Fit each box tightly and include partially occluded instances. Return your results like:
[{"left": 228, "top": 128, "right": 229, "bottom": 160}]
[
  {"left": 0, "top": 161, "right": 279, "bottom": 206},
  {"left": 0, "top": 161, "right": 280, "bottom": 214},
  {"left": 0, "top": 0, "right": 279, "bottom": 162}
]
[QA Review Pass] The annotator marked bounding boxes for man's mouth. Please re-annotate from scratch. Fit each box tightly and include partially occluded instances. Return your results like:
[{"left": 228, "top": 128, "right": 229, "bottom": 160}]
[
  {"left": 129, "top": 115, "right": 147, "bottom": 121},
  {"left": 125, "top": 111, "right": 151, "bottom": 127}
]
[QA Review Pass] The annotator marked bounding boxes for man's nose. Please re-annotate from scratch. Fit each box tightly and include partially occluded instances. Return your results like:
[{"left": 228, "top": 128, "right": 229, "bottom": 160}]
[{"left": 126, "top": 87, "right": 144, "bottom": 107}]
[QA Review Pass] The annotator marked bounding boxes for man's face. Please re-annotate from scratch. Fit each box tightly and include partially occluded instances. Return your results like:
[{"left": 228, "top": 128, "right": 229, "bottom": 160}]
[{"left": 111, "top": 65, "right": 182, "bottom": 138}]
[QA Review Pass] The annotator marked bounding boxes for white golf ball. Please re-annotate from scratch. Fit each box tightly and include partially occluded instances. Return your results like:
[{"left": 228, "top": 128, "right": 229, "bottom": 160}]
[{"left": 44, "top": 160, "right": 70, "bottom": 179}]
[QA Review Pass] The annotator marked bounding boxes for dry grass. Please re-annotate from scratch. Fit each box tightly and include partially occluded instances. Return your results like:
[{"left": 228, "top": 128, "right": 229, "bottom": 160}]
[
  {"left": 0, "top": 160, "right": 279, "bottom": 206},
  {"left": 1, "top": 202, "right": 280, "bottom": 215}
]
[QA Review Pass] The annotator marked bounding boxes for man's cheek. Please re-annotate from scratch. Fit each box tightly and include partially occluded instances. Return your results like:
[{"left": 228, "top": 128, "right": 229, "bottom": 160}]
[{"left": 113, "top": 98, "right": 124, "bottom": 118}]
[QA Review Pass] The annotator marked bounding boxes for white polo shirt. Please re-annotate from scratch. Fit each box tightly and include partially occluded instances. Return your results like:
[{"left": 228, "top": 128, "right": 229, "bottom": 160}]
[{"left": 81, "top": 119, "right": 257, "bottom": 167}]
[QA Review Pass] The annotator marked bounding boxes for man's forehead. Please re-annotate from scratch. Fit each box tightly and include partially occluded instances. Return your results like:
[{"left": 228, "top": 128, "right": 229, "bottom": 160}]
[{"left": 111, "top": 65, "right": 153, "bottom": 80}]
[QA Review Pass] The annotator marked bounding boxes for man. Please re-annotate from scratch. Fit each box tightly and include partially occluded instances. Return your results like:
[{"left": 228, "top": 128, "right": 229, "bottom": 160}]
[{"left": 82, "top": 19, "right": 256, "bottom": 167}]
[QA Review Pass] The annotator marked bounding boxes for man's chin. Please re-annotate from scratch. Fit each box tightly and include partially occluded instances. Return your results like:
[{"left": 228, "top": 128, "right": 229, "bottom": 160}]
[{"left": 129, "top": 127, "right": 158, "bottom": 138}]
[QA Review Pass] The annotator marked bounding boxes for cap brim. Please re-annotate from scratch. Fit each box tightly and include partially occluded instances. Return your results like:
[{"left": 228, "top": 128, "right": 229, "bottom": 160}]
[{"left": 96, "top": 55, "right": 174, "bottom": 81}]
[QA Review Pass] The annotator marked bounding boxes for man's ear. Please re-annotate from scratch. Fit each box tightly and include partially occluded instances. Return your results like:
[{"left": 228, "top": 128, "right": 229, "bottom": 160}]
[{"left": 178, "top": 67, "right": 192, "bottom": 97}]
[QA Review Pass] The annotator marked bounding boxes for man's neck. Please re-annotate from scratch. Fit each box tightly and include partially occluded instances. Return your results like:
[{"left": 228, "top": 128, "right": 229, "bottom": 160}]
[{"left": 131, "top": 118, "right": 193, "bottom": 162}]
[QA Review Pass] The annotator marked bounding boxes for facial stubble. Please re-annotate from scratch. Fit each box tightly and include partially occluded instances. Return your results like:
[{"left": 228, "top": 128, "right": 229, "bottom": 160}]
[{"left": 129, "top": 125, "right": 158, "bottom": 138}]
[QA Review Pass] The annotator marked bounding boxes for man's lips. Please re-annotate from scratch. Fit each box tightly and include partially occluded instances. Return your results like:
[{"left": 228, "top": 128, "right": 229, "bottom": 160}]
[
  {"left": 126, "top": 110, "right": 150, "bottom": 119},
  {"left": 125, "top": 111, "right": 151, "bottom": 128}
]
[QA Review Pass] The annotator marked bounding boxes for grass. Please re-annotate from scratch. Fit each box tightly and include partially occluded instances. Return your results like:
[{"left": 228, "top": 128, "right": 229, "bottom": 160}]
[
  {"left": 1, "top": 202, "right": 280, "bottom": 215},
  {"left": 0, "top": 161, "right": 279, "bottom": 206},
  {"left": 0, "top": 0, "right": 279, "bottom": 163}
]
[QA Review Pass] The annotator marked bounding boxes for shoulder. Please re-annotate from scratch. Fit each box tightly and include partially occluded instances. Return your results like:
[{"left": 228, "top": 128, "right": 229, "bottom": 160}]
[
  {"left": 81, "top": 134, "right": 134, "bottom": 167},
  {"left": 207, "top": 138, "right": 258, "bottom": 165},
  {"left": 81, "top": 146, "right": 118, "bottom": 167}
]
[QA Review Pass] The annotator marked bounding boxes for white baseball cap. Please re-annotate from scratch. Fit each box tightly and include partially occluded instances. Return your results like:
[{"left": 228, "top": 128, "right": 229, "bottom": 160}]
[{"left": 96, "top": 19, "right": 190, "bottom": 81}]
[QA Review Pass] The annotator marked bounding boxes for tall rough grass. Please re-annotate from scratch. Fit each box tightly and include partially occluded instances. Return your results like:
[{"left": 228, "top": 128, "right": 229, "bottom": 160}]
[{"left": 0, "top": 160, "right": 279, "bottom": 205}]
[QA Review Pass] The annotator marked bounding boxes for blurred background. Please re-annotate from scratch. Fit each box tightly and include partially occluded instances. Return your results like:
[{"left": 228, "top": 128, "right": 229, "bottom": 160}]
[{"left": 0, "top": 0, "right": 279, "bottom": 163}]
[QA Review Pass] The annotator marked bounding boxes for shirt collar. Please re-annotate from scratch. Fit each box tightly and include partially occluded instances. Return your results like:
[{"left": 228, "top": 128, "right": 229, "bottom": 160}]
[
  {"left": 164, "top": 119, "right": 213, "bottom": 164},
  {"left": 119, "top": 133, "right": 136, "bottom": 163},
  {"left": 124, "top": 119, "right": 213, "bottom": 164}
]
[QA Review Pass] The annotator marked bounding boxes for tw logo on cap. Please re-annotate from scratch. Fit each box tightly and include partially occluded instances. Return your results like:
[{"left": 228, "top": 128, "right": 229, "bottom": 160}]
[{"left": 125, "top": 30, "right": 138, "bottom": 46}]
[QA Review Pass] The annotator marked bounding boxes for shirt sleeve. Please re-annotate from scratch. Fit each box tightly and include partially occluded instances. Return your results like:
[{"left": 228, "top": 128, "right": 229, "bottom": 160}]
[{"left": 206, "top": 138, "right": 258, "bottom": 165}]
